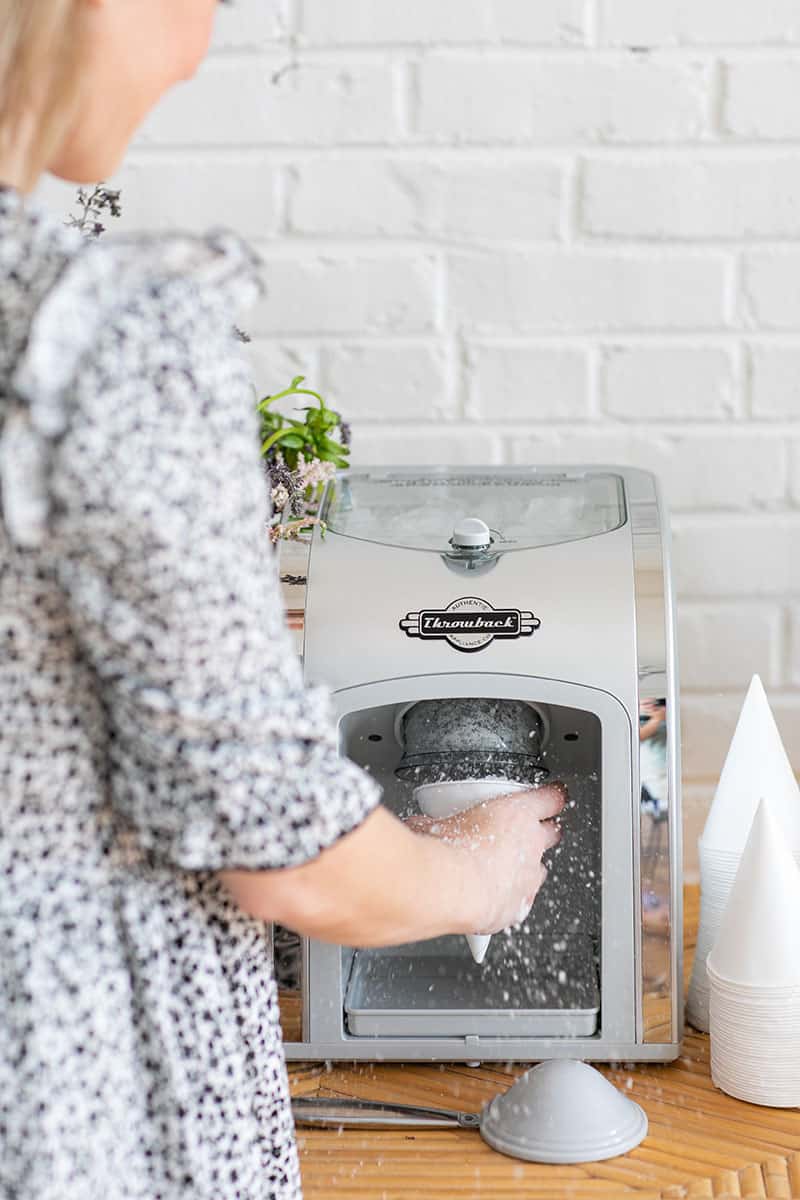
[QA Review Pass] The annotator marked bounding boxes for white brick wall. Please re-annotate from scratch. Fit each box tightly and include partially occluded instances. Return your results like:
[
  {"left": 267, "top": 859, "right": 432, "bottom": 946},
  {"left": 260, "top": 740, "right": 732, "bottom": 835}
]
[{"left": 38, "top": 0, "right": 800, "bottom": 877}]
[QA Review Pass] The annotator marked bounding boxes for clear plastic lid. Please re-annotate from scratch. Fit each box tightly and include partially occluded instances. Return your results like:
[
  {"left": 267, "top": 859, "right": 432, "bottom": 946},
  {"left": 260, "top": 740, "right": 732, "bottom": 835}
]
[{"left": 322, "top": 469, "right": 626, "bottom": 552}]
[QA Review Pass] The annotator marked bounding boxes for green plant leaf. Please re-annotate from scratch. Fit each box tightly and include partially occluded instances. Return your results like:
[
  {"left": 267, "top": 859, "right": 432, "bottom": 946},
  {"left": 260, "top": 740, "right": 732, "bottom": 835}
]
[
  {"left": 261, "top": 427, "right": 304, "bottom": 455},
  {"left": 257, "top": 376, "right": 350, "bottom": 473}
]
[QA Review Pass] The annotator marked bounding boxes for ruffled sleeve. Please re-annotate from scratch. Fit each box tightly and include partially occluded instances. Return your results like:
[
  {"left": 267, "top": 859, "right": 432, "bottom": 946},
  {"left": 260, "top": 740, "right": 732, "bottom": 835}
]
[
  {"left": 6, "top": 228, "right": 382, "bottom": 870},
  {"left": 2, "top": 228, "right": 262, "bottom": 547}
]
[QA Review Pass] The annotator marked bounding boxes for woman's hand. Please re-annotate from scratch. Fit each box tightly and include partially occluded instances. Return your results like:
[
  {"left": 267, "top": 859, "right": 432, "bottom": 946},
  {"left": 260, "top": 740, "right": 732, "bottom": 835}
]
[
  {"left": 220, "top": 783, "right": 566, "bottom": 948},
  {"left": 403, "top": 782, "right": 566, "bottom": 935}
]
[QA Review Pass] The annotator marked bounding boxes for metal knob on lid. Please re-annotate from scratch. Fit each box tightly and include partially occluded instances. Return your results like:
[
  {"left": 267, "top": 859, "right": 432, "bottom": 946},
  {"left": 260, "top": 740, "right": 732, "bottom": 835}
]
[{"left": 451, "top": 517, "right": 492, "bottom": 551}]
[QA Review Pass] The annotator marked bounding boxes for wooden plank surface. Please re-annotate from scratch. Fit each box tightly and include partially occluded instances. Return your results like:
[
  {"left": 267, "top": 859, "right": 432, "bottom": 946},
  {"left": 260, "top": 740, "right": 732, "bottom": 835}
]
[{"left": 280, "top": 885, "right": 800, "bottom": 1199}]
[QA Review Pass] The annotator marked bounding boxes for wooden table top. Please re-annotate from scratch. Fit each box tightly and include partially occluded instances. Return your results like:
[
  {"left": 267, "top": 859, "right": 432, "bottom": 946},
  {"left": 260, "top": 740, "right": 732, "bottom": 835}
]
[{"left": 280, "top": 885, "right": 800, "bottom": 1200}]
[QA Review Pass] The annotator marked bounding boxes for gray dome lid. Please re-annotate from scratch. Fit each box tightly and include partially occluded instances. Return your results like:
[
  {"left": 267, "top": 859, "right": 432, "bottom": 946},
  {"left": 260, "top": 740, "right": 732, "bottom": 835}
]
[{"left": 480, "top": 1059, "right": 648, "bottom": 1163}]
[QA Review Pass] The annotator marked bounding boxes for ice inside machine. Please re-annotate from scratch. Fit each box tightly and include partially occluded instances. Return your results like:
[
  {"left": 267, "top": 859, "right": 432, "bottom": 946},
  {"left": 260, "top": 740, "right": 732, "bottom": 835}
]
[{"left": 280, "top": 466, "right": 682, "bottom": 1063}]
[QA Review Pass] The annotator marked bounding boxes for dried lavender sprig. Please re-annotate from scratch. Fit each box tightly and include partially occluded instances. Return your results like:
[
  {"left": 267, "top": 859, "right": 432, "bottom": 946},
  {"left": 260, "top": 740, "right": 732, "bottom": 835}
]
[{"left": 66, "top": 184, "right": 122, "bottom": 239}]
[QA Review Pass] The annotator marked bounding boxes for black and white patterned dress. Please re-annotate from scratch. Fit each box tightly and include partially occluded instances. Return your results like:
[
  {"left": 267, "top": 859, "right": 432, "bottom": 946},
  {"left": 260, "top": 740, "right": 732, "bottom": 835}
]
[{"left": 0, "top": 187, "right": 382, "bottom": 1200}]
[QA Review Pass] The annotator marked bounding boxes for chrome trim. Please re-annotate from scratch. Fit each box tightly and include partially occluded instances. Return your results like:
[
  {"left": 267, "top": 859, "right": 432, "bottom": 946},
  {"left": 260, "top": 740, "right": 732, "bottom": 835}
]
[
  {"left": 660, "top": 474, "right": 684, "bottom": 1045},
  {"left": 628, "top": 470, "right": 681, "bottom": 1045}
]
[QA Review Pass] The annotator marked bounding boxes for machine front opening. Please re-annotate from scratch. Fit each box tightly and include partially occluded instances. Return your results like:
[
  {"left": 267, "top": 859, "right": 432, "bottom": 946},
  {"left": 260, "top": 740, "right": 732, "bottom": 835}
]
[{"left": 338, "top": 698, "right": 602, "bottom": 1039}]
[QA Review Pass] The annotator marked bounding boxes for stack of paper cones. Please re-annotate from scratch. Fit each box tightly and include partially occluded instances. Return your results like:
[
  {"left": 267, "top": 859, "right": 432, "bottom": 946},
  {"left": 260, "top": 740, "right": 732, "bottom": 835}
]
[
  {"left": 686, "top": 675, "right": 800, "bottom": 1032},
  {"left": 707, "top": 799, "right": 800, "bottom": 1107}
]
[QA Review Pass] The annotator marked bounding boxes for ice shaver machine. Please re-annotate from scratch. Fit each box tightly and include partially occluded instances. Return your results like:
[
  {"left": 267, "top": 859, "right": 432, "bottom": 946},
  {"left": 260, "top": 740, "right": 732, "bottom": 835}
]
[{"left": 281, "top": 466, "right": 682, "bottom": 1063}]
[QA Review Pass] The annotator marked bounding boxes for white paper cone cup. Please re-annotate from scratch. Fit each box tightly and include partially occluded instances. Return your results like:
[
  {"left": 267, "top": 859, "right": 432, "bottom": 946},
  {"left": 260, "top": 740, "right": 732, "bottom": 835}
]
[
  {"left": 709, "top": 982, "right": 800, "bottom": 1106},
  {"left": 701, "top": 676, "right": 800, "bottom": 856},
  {"left": 414, "top": 778, "right": 528, "bottom": 819},
  {"left": 413, "top": 779, "right": 529, "bottom": 968},
  {"left": 710, "top": 1064, "right": 800, "bottom": 1108},
  {"left": 689, "top": 679, "right": 800, "bottom": 1028},
  {"left": 687, "top": 848, "right": 728, "bottom": 1031},
  {"left": 707, "top": 800, "right": 800, "bottom": 988}
]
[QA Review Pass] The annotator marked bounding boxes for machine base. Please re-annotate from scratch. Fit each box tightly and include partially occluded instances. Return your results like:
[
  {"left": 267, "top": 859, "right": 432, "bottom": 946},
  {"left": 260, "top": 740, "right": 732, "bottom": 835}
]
[{"left": 283, "top": 1040, "right": 682, "bottom": 1063}]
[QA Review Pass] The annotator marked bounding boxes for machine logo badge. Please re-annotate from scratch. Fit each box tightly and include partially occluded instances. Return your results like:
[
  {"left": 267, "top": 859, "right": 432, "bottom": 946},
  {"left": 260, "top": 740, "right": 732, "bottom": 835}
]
[{"left": 399, "top": 596, "right": 541, "bottom": 654}]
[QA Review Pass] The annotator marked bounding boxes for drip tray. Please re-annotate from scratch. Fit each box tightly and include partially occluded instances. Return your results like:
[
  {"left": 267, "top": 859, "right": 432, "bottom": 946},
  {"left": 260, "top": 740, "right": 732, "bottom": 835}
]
[{"left": 344, "top": 934, "right": 599, "bottom": 1038}]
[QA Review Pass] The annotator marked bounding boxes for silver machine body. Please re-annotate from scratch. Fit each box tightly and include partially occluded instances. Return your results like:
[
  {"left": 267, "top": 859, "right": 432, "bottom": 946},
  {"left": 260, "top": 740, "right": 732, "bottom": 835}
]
[{"left": 282, "top": 465, "right": 682, "bottom": 1062}]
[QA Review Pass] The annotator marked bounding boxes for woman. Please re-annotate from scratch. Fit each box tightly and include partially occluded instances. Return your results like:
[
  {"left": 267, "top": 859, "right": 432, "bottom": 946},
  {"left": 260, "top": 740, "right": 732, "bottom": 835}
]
[{"left": 0, "top": 2, "right": 565, "bottom": 1197}]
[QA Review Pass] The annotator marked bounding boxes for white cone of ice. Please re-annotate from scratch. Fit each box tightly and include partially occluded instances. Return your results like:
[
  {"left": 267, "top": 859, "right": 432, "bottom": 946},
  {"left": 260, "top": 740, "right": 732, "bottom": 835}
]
[
  {"left": 687, "top": 675, "right": 800, "bottom": 1031},
  {"left": 707, "top": 798, "right": 800, "bottom": 986},
  {"left": 466, "top": 934, "right": 492, "bottom": 965},
  {"left": 413, "top": 779, "right": 528, "bottom": 965}
]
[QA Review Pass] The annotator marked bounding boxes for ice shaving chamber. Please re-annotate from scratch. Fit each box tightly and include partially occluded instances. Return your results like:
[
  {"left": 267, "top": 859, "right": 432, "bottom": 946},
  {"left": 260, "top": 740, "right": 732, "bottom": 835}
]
[{"left": 283, "top": 466, "right": 682, "bottom": 1064}]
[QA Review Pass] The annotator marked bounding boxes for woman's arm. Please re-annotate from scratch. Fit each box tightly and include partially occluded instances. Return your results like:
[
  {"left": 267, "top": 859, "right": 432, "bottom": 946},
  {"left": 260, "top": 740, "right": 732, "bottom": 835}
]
[
  {"left": 221, "top": 806, "right": 475, "bottom": 945},
  {"left": 220, "top": 784, "right": 566, "bottom": 946}
]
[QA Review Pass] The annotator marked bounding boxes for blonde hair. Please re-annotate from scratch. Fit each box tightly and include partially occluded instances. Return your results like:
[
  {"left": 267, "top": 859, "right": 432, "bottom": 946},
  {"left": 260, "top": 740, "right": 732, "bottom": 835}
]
[{"left": 0, "top": 0, "right": 84, "bottom": 190}]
